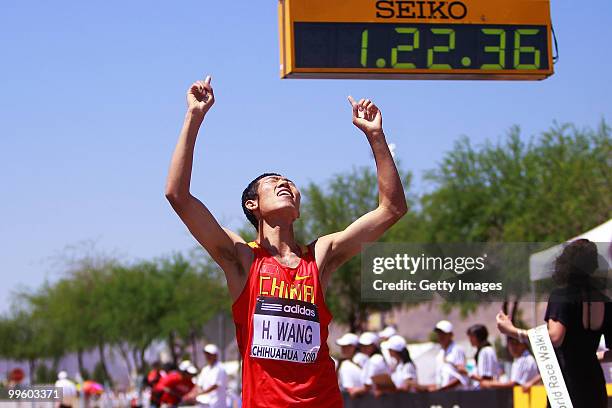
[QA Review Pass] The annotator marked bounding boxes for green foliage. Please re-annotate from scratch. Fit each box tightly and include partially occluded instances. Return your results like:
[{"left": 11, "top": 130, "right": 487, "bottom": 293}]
[
  {"left": 157, "top": 253, "right": 230, "bottom": 344},
  {"left": 422, "top": 121, "right": 611, "bottom": 316},
  {"left": 422, "top": 122, "right": 611, "bottom": 242},
  {"left": 92, "top": 361, "right": 109, "bottom": 385},
  {"left": 34, "top": 363, "right": 55, "bottom": 384},
  {"left": 0, "top": 251, "right": 230, "bottom": 383},
  {"left": 2, "top": 308, "right": 45, "bottom": 367},
  {"left": 0, "top": 316, "right": 17, "bottom": 359}
]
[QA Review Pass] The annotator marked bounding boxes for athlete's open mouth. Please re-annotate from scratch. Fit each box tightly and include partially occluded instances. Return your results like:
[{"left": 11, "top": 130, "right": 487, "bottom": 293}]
[{"left": 276, "top": 188, "right": 293, "bottom": 198}]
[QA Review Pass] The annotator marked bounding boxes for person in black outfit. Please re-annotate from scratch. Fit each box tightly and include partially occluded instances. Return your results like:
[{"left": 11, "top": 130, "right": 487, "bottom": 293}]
[{"left": 496, "top": 239, "right": 612, "bottom": 408}]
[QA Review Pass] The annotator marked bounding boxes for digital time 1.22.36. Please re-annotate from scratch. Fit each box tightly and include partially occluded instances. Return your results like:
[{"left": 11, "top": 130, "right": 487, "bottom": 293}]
[{"left": 294, "top": 22, "right": 549, "bottom": 71}]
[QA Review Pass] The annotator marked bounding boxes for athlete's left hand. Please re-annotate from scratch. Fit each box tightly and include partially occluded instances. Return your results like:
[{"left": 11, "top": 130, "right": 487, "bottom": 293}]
[{"left": 348, "top": 96, "right": 382, "bottom": 136}]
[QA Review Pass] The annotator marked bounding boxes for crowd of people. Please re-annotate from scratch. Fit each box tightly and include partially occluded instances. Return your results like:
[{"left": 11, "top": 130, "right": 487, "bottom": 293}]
[
  {"left": 46, "top": 320, "right": 540, "bottom": 407},
  {"left": 48, "top": 323, "right": 539, "bottom": 408},
  {"left": 144, "top": 344, "right": 236, "bottom": 408},
  {"left": 335, "top": 320, "right": 541, "bottom": 399},
  {"left": 43, "top": 343, "right": 235, "bottom": 408}
]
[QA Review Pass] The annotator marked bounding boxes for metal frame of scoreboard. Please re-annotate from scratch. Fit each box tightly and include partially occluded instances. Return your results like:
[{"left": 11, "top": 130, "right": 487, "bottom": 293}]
[{"left": 278, "top": 0, "right": 554, "bottom": 80}]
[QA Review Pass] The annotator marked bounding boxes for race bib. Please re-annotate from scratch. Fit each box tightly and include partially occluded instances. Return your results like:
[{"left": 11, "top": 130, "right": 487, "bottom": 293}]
[{"left": 251, "top": 296, "right": 321, "bottom": 364}]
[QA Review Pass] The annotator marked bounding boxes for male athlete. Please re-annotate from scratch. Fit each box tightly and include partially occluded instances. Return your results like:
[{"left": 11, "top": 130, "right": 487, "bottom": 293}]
[{"left": 165, "top": 76, "right": 407, "bottom": 407}]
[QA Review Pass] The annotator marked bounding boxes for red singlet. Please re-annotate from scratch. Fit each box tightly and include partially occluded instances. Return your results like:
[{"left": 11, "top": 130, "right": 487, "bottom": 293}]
[{"left": 232, "top": 242, "right": 343, "bottom": 407}]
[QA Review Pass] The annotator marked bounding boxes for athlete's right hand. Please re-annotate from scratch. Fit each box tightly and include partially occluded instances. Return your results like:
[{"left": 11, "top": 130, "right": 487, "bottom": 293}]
[{"left": 187, "top": 75, "right": 215, "bottom": 117}]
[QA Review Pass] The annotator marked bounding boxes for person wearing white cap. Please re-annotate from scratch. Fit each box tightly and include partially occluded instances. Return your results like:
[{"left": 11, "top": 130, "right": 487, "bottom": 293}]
[
  {"left": 378, "top": 326, "right": 398, "bottom": 369},
  {"left": 352, "top": 349, "right": 369, "bottom": 369},
  {"left": 54, "top": 371, "right": 77, "bottom": 408},
  {"left": 431, "top": 320, "right": 469, "bottom": 391},
  {"left": 178, "top": 360, "right": 198, "bottom": 373},
  {"left": 184, "top": 344, "right": 228, "bottom": 408},
  {"left": 336, "top": 333, "right": 365, "bottom": 397},
  {"left": 385, "top": 335, "right": 419, "bottom": 392},
  {"left": 378, "top": 326, "right": 397, "bottom": 341},
  {"left": 356, "top": 332, "right": 390, "bottom": 396}
]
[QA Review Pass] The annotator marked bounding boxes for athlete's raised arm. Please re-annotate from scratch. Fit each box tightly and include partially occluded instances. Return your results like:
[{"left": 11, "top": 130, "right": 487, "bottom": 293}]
[
  {"left": 165, "top": 76, "right": 251, "bottom": 300},
  {"left": 315, "top": 97, "right": 407, "bottom": 286}
]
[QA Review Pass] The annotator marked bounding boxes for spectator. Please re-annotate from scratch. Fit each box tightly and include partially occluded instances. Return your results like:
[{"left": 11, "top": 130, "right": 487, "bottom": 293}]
[
  {"left": 54, "top": 371, "right": 77, "bottom": 408},
  {"left": 335, "top": 333, "right": 364, "bottom": 398},
  {"left": 145, "top": 361, "right": 166, "bottom": 408},
  {"left": 379, "top": 326, "right": 398, "bottom": 368},
  {"left": 378, "top": 326, "right": 397, "bottom": 341},
  {"left": 497, "top": 239, "right": 612, "bottom": 407},
  {"left": 185, "top": 344, "right": 228, "bottom": 408},
  {"left": 352, "top": 348, "right": 369, "bottom": 369},
  {"left": 151, "top": 360, "right": 196, "bottom": 408},
  {"left": 431, "top": 320, "right": 468, "bottom": 391},
  {"left": 145, "top": 361, "right": 165, "bottom": 389},
  {"left": 386, "top": 335, "right": 419, "bottom": 392},
  {"left": 466, "top": 324, "right": 499, "bottom": 387},
  {"left": 357, "top": 332, "right": 390, "bottom": 396},
  {"left": 480, "top": 336, "right": 541, "bottom": 392}
]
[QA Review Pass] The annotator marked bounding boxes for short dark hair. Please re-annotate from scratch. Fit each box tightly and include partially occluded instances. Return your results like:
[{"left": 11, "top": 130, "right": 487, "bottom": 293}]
[
  {"left": 242, "top": 172, "right": 282, "bottom": 231},
  {"left": 466, "top": 324, "right": 489, "bottom": 344}
]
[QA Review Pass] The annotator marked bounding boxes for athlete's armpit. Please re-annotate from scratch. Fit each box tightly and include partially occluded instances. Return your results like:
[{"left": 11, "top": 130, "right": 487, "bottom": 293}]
[{"left": 316, "top": 206, "right": 403, "bottom": 280}]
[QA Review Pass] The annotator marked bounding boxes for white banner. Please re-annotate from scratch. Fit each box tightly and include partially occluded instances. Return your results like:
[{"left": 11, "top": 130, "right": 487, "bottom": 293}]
[{"left": 527, "top": 324, "right": 573, "bottom": 408}]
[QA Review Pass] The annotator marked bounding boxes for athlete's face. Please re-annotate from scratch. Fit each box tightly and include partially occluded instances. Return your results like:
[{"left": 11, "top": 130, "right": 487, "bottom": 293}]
[{"left": 250, "top": 175, "right": 301, "bottom": 224}]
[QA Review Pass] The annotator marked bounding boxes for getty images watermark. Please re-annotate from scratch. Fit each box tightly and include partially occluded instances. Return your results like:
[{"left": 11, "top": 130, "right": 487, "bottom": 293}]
[{"left": 361, "top": 242, "right": 611, "bottom": 303}]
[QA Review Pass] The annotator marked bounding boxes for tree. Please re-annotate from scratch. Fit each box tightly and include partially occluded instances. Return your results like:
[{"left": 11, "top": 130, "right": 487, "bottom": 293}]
[
  {"left": 421, "top": 121, "right": 612, "bottom": 319},
  {"left": 19, "top": 283, "right": 72, "bottom": 378},
  {"left": 422, "top": 121, "right": 611, "bottom": 243},
  {"left": 157, "top": 253, "right": 231, "bottom": 365},
  {"left": 1, "top": 308, "right": 44, "bottom": 382}
]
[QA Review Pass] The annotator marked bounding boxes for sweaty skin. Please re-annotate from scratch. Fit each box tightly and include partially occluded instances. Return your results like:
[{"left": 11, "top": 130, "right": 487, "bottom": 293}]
[{"left": 165, "top": 75, "right": 407, "bottom": 302}]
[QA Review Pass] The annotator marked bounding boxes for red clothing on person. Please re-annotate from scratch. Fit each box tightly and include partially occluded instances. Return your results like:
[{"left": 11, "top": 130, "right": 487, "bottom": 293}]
[
  {"left": 232, "top": 242, "right": 343, "bottom": 408},
  {"left": 146, "top": 369, "right": 164, "bottom": 387},
  {"left": 152, "top": 371, "right": 194, "bottom": 405}
]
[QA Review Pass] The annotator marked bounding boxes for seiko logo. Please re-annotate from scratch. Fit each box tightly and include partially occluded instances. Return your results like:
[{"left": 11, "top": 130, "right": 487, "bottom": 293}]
[
  {"left": 284, "top": 304, "right": 315, "bottom": 317},
  {"left": 376, "top": 1, "right": 468, "bottom": 20}
]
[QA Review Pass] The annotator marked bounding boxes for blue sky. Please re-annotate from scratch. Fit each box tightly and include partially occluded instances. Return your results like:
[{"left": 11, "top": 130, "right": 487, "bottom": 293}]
[{"left": 1, "top": 0, "right": 611, "bottom": 309}]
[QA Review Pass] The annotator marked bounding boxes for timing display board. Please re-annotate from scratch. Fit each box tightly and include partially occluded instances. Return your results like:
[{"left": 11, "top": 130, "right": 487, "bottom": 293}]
[{"left": 279, "top": 0, "right": 554, "bottom": 80}]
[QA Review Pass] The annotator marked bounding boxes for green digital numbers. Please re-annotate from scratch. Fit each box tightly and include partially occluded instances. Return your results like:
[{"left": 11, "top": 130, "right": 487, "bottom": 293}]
[
  {"left": 514, "top": 29, "right": 541, "bottom": 69},
  {"left": 361, "top": 29, "right": 369, "bottom": 67},
  {"left": 481, "top": 29, "right": 506, "bottom": 70},
  {"left": 356, "top": 24, "right": 543, "bottom": 72},
  {"left": 391, "top": 27, "right": 420, "bottom": 69},
  {"left": 427, "top": 28, "right": 455, "bottom": 69}
]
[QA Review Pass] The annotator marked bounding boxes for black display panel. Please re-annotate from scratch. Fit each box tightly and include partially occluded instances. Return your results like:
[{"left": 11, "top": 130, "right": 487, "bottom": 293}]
[{"left": 294, "top": 22, "right": 549, "bottom": 71}]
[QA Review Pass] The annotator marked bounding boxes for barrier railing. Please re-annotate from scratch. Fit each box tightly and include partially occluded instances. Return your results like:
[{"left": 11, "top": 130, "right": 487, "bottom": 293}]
[{"left": 342, "top": 384, "right": 612, "bottom": 408}]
